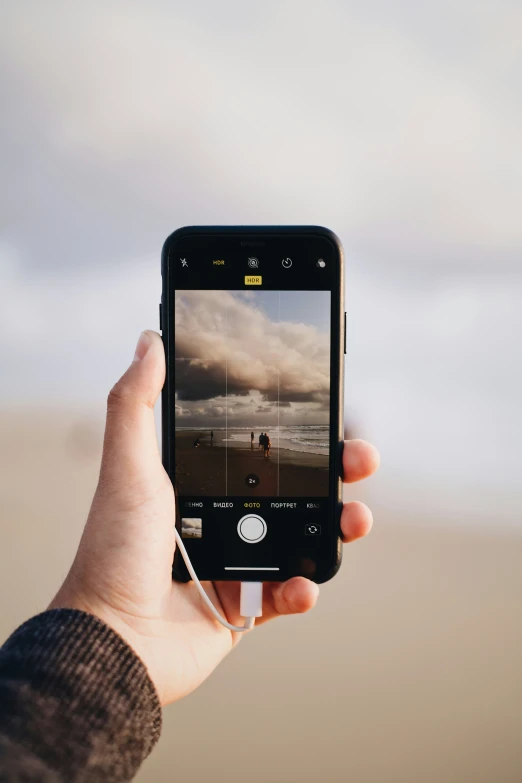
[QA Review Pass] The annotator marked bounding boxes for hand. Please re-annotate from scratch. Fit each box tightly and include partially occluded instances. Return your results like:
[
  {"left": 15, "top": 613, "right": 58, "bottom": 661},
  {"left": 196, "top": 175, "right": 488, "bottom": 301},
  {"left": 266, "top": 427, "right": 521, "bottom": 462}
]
[{"left": 50, "top": 331, "right": 380, "bottom": 706}]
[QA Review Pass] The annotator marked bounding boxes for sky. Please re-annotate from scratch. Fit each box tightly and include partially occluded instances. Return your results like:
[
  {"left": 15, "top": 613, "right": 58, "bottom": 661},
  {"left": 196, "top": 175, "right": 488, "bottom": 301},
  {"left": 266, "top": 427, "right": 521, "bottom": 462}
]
[
  {"left": 174, "top": 290, "right": 330, "bottom": 426},
  {"left": 233, "top": 291, "right": 331, "bottom": 335},
  {"left": 1, "top": 0, "right": 521, "bottom": 525}
]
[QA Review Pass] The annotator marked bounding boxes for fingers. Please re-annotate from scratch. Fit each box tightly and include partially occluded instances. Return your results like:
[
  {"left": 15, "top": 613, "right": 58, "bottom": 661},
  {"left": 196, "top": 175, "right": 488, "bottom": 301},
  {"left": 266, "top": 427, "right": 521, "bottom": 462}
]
[
  {"left": 108, "top": 330, "right": 165, "bottom": 412},
  {"left": 252, "top": 578, "right": 319, "bottom": 626},
  {"left": 342, "top": 439, "right": 380, "bottom": 483},
  {"left": 100, "top": 331, "right": 166, "bottom": 482},
  {"left": 216, "top": 499, "right": 373, "bottom": 630},
  {"left": 247, "top": 499, "right": 374, "bottom": 627},
  {"left": 218, "top": 442, "right": 378, "bottom": 632},
  {"left": 256, "top": 503, "right": 373, "bottom": 623},
  {"left": 340, "top": 500, "right": 373, "bottom": 542},
  {"left": 210, "top": 439, "right": 379, "bottom": 634},
  {"left": 270, "top": 577, "right": 319, "bottom": 614}
]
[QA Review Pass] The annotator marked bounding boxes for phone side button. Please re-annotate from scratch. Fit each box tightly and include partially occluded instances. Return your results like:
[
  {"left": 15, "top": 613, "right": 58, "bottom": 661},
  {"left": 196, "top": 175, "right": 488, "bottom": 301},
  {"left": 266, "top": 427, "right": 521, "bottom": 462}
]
[
  {"left": 344, "top": 311, "right": 347, "bottom": 354},
  {"left": 159, "top": 302, "right": 163, "bottom": 331}
]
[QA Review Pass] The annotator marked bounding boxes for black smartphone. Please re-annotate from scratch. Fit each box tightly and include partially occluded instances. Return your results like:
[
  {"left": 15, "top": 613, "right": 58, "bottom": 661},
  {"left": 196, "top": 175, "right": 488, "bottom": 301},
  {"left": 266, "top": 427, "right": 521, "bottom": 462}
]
[{"left": 161, "top": 226, "right": 345, "bottom": 583}]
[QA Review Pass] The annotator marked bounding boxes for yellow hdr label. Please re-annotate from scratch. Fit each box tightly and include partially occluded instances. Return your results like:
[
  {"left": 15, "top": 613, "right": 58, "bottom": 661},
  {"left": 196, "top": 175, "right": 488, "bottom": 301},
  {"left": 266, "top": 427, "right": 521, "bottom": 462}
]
[{"left": 245, "top": 275, "right": 262, "bottom": 285}]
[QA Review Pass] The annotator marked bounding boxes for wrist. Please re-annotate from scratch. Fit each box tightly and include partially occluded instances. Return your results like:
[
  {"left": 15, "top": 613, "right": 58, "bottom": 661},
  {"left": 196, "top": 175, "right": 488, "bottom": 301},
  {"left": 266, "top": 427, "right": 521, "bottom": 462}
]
[{"left": 49, "top": 586, "right": 154, "bottom": 685}]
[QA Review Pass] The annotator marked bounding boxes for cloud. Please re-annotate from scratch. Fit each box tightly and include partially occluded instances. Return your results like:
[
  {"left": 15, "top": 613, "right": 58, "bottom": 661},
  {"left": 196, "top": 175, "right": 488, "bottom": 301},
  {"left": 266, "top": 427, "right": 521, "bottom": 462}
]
[
  {"left": 1, "top": 1, "right": 522, "bottom": 276},
  {"left": 0, "top": 0, "right": 521, "bottom": 506},
  {"left": 174, "top": 290, "right": 330, "bottom": 419}
]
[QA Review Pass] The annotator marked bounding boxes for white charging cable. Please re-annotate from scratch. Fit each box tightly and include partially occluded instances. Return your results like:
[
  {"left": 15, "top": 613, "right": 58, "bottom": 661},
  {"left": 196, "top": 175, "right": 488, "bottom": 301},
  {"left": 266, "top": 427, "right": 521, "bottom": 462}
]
[{"left": 174, "top": 527, "right": 263, "bottom": 632}]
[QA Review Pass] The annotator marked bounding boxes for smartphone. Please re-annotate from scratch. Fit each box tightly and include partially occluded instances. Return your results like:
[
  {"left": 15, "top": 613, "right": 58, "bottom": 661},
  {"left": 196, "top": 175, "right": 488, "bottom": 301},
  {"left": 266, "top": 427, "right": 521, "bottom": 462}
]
[{"left": 161, "top": 226, "right": 345, "bottom": 583}]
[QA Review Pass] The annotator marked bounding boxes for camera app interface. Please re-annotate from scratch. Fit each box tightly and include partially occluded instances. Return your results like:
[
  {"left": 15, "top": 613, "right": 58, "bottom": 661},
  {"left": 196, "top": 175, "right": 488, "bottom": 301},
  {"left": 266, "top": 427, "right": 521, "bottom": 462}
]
[{"left": 174, "top": 289, "right": 331, "bottom": 502}]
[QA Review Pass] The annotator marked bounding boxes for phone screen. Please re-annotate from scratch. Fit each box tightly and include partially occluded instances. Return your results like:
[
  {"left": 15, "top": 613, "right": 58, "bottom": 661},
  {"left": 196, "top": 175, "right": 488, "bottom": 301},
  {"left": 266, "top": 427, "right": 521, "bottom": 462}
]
[{"left": 163, "top": 230, "right": 343, "bottom": 582}]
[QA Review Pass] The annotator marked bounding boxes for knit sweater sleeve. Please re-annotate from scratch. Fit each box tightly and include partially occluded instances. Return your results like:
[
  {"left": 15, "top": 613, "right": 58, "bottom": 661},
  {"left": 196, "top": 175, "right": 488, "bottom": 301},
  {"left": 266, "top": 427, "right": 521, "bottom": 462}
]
[{"left": 0, "top": 609, "right": 162, "bottom": 782}]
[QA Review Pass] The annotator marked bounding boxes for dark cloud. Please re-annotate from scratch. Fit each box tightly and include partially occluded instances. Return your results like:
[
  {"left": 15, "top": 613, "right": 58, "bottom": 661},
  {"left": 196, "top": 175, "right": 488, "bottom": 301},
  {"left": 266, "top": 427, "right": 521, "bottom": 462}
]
[{"left": 174, "top": 290, "right": 330, "bottom": 420}]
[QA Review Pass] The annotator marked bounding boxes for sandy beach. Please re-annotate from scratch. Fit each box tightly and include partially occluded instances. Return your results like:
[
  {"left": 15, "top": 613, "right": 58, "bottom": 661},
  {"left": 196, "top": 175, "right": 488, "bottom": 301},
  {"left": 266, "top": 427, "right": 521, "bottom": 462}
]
[
  {"left": 175, "top": 430, "right": 329, "bottom": 496},
  {"left": 0, "top": 410, "right": 521, "bottom": 783}
]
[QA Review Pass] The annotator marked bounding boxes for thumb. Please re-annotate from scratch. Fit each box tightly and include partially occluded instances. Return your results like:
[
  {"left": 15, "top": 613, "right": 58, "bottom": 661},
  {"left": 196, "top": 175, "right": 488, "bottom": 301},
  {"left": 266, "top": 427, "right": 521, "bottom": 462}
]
[{"left": 100, "top": 330, "right": 166, "bottom": 485}]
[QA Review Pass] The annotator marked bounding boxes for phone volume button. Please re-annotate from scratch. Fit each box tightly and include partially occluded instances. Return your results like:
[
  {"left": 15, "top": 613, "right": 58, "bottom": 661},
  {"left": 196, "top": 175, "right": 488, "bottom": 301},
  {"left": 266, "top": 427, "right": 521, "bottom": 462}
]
[
  {"left": 344, "top": 311, "right": 347, "bottom": 354},
  {"left": 159, "top": 302, "right": 163, "bottom": 331}
]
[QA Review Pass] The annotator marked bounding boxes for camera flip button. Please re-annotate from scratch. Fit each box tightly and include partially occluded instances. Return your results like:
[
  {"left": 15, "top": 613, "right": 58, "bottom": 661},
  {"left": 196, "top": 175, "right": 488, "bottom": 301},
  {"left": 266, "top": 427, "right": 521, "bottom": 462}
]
[{"left": 237, "top": 514, "right": 267, "bottom": 544}]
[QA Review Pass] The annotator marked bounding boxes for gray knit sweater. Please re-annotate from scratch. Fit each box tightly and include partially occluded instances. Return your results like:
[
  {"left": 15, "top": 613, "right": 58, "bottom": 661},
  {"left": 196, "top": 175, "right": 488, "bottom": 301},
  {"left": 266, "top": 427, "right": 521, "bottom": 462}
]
[{"left": 0, "top": 609, "right": 162, "bottom": 781}]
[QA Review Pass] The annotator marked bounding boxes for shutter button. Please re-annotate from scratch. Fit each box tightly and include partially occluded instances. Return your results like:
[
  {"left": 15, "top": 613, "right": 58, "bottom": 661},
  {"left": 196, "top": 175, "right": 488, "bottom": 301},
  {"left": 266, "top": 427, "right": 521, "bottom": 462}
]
[{"left": 237, "top": 514, "right": 267, "bottom": 544}]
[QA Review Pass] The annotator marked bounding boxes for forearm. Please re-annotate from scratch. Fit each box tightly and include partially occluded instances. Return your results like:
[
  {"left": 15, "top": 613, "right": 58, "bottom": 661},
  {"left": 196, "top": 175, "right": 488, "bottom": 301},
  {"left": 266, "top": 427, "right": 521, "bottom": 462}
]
[{"left": 0, "top": 609, "right": 161, "bottom": 782}]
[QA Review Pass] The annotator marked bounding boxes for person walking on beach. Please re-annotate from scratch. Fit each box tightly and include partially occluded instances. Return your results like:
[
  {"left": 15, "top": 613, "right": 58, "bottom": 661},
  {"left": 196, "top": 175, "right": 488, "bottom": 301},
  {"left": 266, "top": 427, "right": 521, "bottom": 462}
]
[
  {"left": 263, "top": 432, "right": 271, "bottom": 459},
  {"left": 250, "top": 431, "right": 254, "bottom": 449},
  {"left": 210, "top": 431, "right": 214, "bottom": 446},
  {"left": 259, "top": 432, "right": 264, "bottom": 449}
]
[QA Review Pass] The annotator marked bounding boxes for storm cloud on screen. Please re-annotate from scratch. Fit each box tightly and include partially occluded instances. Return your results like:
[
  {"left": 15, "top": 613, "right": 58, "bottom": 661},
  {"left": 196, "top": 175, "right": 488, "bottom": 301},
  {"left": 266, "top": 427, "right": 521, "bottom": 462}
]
[{"left": 174, "top": 290, "right": 330, "bottom": 424}]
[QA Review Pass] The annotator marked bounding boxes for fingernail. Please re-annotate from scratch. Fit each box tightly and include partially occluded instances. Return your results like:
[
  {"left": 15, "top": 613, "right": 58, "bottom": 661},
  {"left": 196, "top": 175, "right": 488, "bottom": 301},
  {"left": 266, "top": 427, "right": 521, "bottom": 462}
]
[{"left": 133, "top": 331, "right": 151, "bottom": 362}]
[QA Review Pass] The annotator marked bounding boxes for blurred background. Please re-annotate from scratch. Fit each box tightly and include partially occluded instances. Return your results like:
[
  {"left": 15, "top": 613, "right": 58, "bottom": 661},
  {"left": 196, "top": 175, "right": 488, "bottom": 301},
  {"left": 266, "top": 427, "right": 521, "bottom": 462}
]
[{"left": 1, "top": 1, "right": 521, "bottom": 781}]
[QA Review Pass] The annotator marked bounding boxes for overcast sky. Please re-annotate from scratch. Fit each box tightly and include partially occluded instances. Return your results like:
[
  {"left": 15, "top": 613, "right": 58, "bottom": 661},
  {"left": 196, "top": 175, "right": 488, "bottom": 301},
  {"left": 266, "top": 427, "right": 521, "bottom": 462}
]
[
  {"left": 175, "top": 290, "right": 330, "bottom": 426},
  {"left": 1, "top": 0, "right": 521, "bottom": 524}
]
